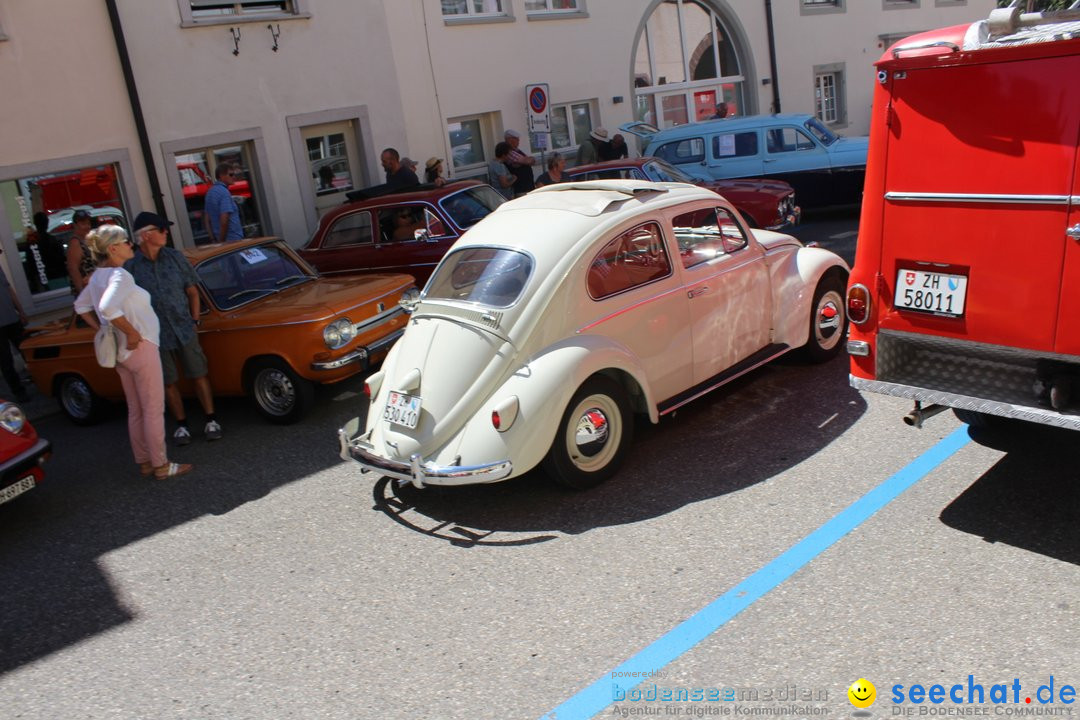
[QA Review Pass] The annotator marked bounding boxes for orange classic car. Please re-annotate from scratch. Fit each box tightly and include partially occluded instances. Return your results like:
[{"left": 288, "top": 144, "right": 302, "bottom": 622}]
[{"left": 22, "top": 238, "right": 416, "bottom": 424}]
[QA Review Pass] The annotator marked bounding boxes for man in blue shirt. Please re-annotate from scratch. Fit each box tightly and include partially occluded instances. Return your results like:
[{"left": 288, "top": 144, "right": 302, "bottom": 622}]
[
  {"left": 128, "top": 211, "right": 223, "bottom": 444},
  {"left": 203, "top": 163, "right": 244, "bottom": 243}
]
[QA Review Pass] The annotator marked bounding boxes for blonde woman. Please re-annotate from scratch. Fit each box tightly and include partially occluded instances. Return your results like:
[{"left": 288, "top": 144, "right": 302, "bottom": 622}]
[{"left": 74, "top": 225, "right": 192, "bottom": 479}]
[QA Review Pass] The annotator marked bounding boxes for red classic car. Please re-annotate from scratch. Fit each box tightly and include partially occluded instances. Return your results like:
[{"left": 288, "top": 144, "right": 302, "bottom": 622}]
[
  {"left": 297, "top": 181, "right": 506, "bottom": 286},
  {"left": 566, "top": 157, "right": 799, "bottom": 231},
  {"left": 0, "top": 401, "right": 50, "bottom": 508}
]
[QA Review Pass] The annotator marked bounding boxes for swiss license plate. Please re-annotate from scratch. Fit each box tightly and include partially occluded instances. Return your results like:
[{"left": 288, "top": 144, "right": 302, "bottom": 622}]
[
  {"left": 0, "top": 475, "right": 36, "bottom": 506},
  {"left": 895, "top": 268, "right": 968, "bottom": 317},
  {"left": 383, "top": 391, "right": 422, "bottom": 429}
]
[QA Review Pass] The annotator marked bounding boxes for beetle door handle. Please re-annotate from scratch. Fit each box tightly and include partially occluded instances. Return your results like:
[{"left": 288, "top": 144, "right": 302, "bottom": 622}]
[
  {"left": 688, "top": 286, "right": 709, "bottom": 298},
  {"left": 1068, "top": 224, "right": 1080, "bottom": 240}
]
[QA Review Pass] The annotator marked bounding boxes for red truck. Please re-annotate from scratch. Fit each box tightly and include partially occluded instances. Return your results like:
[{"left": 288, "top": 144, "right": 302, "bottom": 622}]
[{"left": 846, "top": 6, "right": 1080, "bottom": 431}]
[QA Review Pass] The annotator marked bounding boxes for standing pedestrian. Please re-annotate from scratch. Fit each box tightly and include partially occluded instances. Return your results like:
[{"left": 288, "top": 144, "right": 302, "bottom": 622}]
[
  {"left": 577, "top": 127, "right": 609, "bottom": 166},
  {"left": 381, "top": 148, "right": 420, "bottom": 192},
  {"left": 504, "top": 130, "right": 536, "bottom": 197},
  {"left": 203, "top": 163, "right": 245, "bottom": 243},
  {"left": 425, "top": 157, "right": 447, "bottom": 187},
  {"left": 66, "top": 208, "right": 96, "bottom": 292},
  {"left": 488, "top": 143, "right": 516, "bottom": 200},
  {"left": 0, "top": 268, "right": 30, "bottom": 402},
  {"left": 127, "top": 211, "right": 223, "bottom": 446},
  {"left": 75, "top": 224, "right": 192, "bottom": 479}
]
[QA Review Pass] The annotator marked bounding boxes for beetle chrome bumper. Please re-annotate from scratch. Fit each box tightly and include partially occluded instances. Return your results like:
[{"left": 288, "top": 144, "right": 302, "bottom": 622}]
[
  {"left": 337, "top": 419, "right": 512, "bottom": 488},
  {"left": 311, "top": 329, "right": 404, "bottom": 371}
]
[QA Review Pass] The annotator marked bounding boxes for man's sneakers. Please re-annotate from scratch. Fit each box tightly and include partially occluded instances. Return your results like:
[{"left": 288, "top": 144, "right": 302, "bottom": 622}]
[
  {"left": 205, "top": 419, "right": 223, "bottom": 441},
  {"left": 173, "top": 425, "right": 192, "bottom": 446}
]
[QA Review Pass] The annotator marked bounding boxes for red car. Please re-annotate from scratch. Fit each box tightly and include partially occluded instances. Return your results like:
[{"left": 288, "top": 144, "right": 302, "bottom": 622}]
[
  {"left": 566, "top": 157, "right": 800, "bottom": 230},
  {"left": 298, "top": 181, "right": 506, "bottom": 286},
  {"left": 0, "top": 401, "right": 50, "bottom": 508}
]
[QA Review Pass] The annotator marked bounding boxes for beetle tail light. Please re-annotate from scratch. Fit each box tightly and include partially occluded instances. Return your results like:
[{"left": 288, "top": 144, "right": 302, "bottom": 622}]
[
  {"left": 491, "top": 396, "right": 519, "bottom": 433},
  {"left": 847, "top": 283, "right": 871, "bottom": 325},
  {"left": 365, "top": 370, "right": 385, "bottom": 403}
]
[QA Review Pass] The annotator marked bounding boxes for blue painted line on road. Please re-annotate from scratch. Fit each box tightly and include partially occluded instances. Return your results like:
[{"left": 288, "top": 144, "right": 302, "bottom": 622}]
[{"left": 540, "top": 426, "right": 970, "bottom": 720}]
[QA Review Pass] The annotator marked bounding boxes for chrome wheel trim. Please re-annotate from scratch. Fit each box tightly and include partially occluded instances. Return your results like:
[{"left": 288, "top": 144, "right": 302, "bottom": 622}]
[
  {"left": 815, "top": 289, "right": 845, "bottom": 351},
  {"left": 254, "top": 367, "right": 296, "bottom": 416},
  {"left": 564, "top": 393, "right": 621, "bottom": 473},
  {"left": 60, "top": 377, "right": 93, "bottom": 420}
]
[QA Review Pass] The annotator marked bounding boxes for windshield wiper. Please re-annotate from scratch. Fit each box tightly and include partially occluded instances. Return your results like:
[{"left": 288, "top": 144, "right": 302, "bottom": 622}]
[
  {"left": 227, "top": 288, "right": 275, "bottom": 301},
  {"left": 275, "top": 274, "right": 311, "bottom": 286}
]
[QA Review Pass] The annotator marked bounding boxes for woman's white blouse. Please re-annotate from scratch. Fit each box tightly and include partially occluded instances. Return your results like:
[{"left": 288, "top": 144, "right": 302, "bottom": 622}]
[{"left": 74, "top": 267, "right": 161, "bottom": 363}]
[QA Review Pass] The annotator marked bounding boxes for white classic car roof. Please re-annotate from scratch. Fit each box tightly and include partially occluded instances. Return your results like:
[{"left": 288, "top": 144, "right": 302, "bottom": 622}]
[{"left": 453, "top": 180, "right": 721, "bottom": 267}]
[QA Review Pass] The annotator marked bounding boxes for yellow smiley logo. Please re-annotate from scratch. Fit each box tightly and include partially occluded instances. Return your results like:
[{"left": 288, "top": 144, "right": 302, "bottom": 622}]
[{"left": 848, "top": 678, "right": 876, "bottom": 709}]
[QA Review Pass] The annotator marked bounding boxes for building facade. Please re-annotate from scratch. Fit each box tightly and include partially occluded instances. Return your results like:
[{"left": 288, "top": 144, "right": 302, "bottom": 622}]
[{"left": 0, "top": 0, "right": 993, "bottom": 318}]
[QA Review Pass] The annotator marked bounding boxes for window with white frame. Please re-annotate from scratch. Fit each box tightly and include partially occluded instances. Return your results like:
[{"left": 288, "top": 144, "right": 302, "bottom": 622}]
[
  {"left": 180, "top": 0, "right": 308, "bottom": 25},
  {"left": 526, "top": 0, "right": 583, "bottom": 14},
  {"left": 448, "top": 114, "right": 498, "bottom": 176},
  {"left": 883, "top": 0, "right": 919, "bottom": 8},
  {"left": 442, "top": 0, "right": 507, "bottom": 18},
  {"left": 550, "top": 101, "right": 596, "bottom": 152},
  {"left": 813, "top": 63, "right": 847, "bottom": 126}
]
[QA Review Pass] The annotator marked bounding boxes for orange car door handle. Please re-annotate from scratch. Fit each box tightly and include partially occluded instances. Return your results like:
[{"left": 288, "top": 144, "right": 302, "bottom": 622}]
[{"left": 688, "top": 286, "right": 709, "bottom": 298}]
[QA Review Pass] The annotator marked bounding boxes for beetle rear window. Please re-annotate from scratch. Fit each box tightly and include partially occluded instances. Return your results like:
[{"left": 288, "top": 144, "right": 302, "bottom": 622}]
[{"left": 425, "top": 247, "right": 532, "bottom": 308}]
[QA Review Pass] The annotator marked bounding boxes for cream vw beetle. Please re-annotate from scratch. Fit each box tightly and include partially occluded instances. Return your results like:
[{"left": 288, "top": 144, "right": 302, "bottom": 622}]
[{"left": 339, "top": 180, "right": 848, "bottom": 489}]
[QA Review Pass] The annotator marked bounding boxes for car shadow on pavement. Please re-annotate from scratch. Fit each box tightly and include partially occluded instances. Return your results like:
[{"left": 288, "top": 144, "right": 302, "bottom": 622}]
[
  {"left": 373, "top": 355, "right": 865, "bottom": 546},
  {"left": 939, "top": 423, "right": 1080, "bottom": 566},
  {"left": 0, "top": 382, "right": 364, "bottom": 675}
]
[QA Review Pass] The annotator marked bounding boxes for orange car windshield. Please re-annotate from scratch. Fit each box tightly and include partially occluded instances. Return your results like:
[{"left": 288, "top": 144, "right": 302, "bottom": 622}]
[{"left": 197, "top": 244, "right": 312, "bottom": 310}]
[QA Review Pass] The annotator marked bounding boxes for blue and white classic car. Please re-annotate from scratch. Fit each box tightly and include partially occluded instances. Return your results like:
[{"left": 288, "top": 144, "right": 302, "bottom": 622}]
[{"left": 339, "top": 180, "right": 848, "bottom": 489}]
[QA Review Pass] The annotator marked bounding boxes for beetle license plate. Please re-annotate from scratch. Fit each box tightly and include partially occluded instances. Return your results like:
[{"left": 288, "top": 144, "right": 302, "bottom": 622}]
[
  {"left": 384, "top": 391, "right": 421, "bottom": 429},
  {"left": 895, "top": 268, "right": 967, "bottom": 317},
  {"left": 0, "top": 476, "right": 36, "bottom": 506}
]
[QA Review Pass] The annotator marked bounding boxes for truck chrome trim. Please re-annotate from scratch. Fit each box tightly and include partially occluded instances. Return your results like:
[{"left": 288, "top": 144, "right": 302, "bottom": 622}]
[
  {"left": 850, "top": 375, "right": 1080, "bottom": 433},
  {"left": 885, "top": 192, "right": 1072, "bottom": 205}
]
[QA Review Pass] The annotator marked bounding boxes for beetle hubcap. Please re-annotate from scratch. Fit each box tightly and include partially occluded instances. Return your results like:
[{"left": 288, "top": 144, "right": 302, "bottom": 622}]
[
  {"left": 815, "top": 291, "right": 844, "bottom": 350},
  {"left": 566, "top": 394, "right": 621, "bottom": 472},
  {"left": 255, "top": 369, "right": 296, "bottom": 415}
]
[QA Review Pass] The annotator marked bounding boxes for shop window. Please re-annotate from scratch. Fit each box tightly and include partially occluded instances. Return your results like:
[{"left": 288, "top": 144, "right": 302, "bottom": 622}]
[
  {"left": 448, "top": 115, "right": 496, "bottom": 175},
  {"left": 1, "top": 165, "right": 129, "bottom": 296},
  {"left": 550, "top": 101, "right": 595, "bottom": 152},
  {"left": 174, "top": 143, "right": 264, "bottom": 245}
]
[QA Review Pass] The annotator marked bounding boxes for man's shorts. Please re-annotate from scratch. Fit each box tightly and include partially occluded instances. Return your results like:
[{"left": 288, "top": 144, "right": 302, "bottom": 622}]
[{"left": 161, "top": 336, "right": 209, "bottom": 386}]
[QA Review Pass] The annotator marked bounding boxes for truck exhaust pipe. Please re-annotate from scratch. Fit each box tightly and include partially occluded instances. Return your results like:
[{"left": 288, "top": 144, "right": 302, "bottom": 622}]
[{"left": 903, "top": 402, "right": 948, "bottom": 429}]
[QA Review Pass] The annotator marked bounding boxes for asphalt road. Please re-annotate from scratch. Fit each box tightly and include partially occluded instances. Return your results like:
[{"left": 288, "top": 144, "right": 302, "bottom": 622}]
[{"left": 1, "top": 211, "right": 1076, "bottom": 720}]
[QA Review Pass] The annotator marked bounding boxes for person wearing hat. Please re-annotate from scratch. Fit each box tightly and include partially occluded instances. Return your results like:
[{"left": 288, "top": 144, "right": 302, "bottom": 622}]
[
  {"left": 66, "top": 208, "right": 96, "bottom": 293},
  {"left": 127, "top": 211, "right": 223, "bottom": 445},
  {"left": 424, "top": 157, "right": 447, "bottom": 187},
  {"left": 203, "top": 163, "right": 245, "bottom": 243},
  {"left": 75, "top": 224, "right": 192, "bottom": 479},
  {"left": 504, "top": 129, "right": 536, "bottom": 197},
  {"left": 576, "top": 127, "right": 610, "bottom": 166}
]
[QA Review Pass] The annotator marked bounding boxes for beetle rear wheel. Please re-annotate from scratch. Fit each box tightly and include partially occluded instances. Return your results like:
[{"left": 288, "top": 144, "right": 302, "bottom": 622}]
[
  {"left": 249, "top": 358, "right": 314, "bottom": 424},
  {"left": 543, "top": 376, "right": 633, "bottom": 490},
  {"left": 803, "top": 272, "right": 848, "bottom": 362}
]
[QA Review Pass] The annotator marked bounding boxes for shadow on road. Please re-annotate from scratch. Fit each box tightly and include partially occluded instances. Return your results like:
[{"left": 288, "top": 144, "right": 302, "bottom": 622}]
[
  {"left": 0, "top": 381, "right": 365, "bottom": 675},
  {"left": 373, "top": 355, "right": 865, "bottom": 546},
  {"left": 940, "top": 422, "right": 1080, "bottom": 566}
]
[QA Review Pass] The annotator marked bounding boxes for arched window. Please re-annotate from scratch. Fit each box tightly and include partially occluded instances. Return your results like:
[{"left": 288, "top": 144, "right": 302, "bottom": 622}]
[{"left": 633, "top": 0, "right": 749, "bottom": 129}]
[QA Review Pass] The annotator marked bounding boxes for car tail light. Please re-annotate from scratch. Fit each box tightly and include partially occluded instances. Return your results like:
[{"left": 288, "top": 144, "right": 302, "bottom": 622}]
[
  {"left": 365, "top": 370, "right": 385, "bottom": 403},
  {"left": 491, "top": 396, "right": 519, "bottom": 433},
  {"left": 847, "top": 284, "right": 871, "bottom": 325}
]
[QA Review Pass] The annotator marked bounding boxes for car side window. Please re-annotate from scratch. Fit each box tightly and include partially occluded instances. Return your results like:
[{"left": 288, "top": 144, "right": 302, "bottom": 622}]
[
  {"left": 378, "top": 205, "right": 425, "bottom": 243},
  {"left": 766, "top": 127, "right": 816, "bottom": 154},
  {"left": 323, "top": 211, "right": 373, "bottom": 249},
  {"left": 423, "top": 207, "right": 447, "bottom": 238},
  {"left": 712, "top": 132, "right": 758, "bottom": 158},
  {"left": 587, "top": 221, "right": 672, "bottom": 300},
  {"left": 654, "top": 138, "right": 705, "bottom": 165},
  {"left": 672, "top": 207, "right": 748, "bottom": 269}
]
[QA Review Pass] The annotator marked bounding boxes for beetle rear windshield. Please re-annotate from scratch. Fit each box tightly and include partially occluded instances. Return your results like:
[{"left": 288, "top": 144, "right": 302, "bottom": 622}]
[
  {"left": 440, "top": 185, "right": 506, "bottom": 228},
  {"left": 425, "top": 248, "right": 532, "bottom": 308}
]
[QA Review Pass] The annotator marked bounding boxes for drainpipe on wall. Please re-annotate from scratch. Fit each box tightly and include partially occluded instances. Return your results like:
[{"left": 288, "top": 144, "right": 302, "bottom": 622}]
[
  {"left": 104, "top": 0, "right": 166, "bottom": 217},
  {"left": 764, "top": 0, "right": 782, "bottom": 114}
]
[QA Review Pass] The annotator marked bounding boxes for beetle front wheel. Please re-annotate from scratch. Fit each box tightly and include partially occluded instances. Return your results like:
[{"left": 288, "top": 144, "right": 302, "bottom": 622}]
[{"left": 543, "top": 376, "right": 633, "bottom": 490}]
